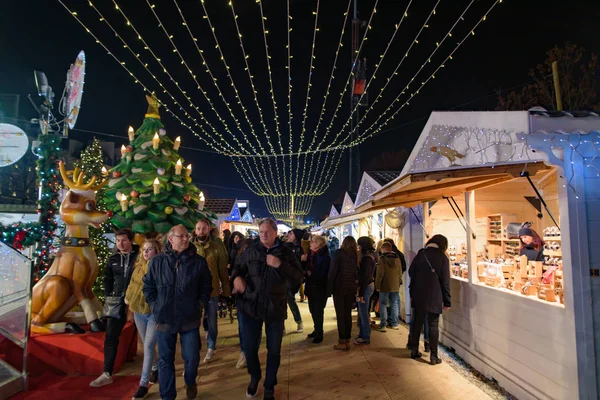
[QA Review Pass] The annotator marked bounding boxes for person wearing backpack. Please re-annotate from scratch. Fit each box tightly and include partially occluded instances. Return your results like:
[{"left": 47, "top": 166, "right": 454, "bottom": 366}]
[
  {"left": 408, "top": 234, "right": 451, "bottom": 365},
  {"left": 375, "top": 242, "right": 402, "bottom": 332}
]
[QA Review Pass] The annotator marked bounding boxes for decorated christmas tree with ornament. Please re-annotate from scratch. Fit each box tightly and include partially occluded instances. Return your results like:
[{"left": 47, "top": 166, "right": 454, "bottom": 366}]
[{"left": 104, "top": 94, "right": 215, "bottom": 235}]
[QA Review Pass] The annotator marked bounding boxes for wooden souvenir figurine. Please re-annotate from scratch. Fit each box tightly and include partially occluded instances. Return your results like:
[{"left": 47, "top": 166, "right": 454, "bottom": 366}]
[{"left": 30, "top": 161, "right": 109, "bottom": 334}]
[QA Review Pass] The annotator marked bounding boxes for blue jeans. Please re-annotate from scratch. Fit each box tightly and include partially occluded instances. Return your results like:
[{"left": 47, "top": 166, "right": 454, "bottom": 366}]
[
  {"left": 133, "top": 313, "right": 158, "bottom": 387},
  {"left": 357, "top": 282, "right": 374, "bottom": 341},
  {"left": 157, "top": 328, "right": 200, "bottom": 400},
  {"left": 379, "top": 292, "right": 399, "bottom": 328},
  {"left": 239, "top": 310, "right": 284, "bottom": 391},
  {"left": 237, "top": 298, "right": 263, "bottom": 352},
  {"left": 286, "top": 287, "right": 302, "bottom": 323},
  {"left": 204, "top": 296, "right": 219, "bottom": 350}
]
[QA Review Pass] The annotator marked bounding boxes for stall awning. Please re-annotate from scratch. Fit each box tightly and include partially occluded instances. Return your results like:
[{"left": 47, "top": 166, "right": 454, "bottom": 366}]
[
  {"left": 321, "top": 209, "right": 381, "bottom": 229},
  {"left": 355, "top": 162, "right": 550, "bottom": 213}
]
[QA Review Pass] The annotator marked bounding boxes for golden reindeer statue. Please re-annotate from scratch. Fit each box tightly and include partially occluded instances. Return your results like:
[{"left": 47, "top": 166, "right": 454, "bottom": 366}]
[{"left": 30, "top": 161, "right": 109, "bottom": 334}]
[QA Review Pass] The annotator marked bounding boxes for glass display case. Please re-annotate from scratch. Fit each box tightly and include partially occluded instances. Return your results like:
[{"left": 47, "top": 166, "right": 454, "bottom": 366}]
[{"left": 0, "top": 240, "right": 32, "bottom": 398}]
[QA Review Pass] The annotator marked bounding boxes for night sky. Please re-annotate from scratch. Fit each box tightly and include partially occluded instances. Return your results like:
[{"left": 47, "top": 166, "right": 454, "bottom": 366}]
[{"left": 1, "top": 0, "right": 598, "bottom": 221}]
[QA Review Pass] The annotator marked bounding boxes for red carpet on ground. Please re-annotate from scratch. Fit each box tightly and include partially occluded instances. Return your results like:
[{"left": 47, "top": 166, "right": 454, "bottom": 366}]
[
  {"left": 0, "top": 322, "right": 137, "bottom": 377},
  {"left": 10, "top": 373, "right": 141, "bottom": 400}
]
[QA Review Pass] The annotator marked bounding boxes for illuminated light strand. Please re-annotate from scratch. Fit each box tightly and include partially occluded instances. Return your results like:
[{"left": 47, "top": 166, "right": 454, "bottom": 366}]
[
  {"left": 330, "top": 0, "right": 432, "bottom": 147},
  {"left": 355, "top": 0, "right": 501, "bottom": 145},
  {"left": 197, "top": 0, "right": 282, "bottom": 197},
  {"left": 172, "top": 0, "right": 266, "bottom": 153},
  {"left": 336, "top": 0, "right": 475, "bottom": 148},
  {"left": 228, "top": 0, "right": 286, "bottom": 197},
  {"left": 96, "top": 0, "right": 239, "bottom": 155},
  {"left": 295, "top": 0, "right": 321, "bottom": 197},
  {"left": 110, "top": 0, "right": 242, "bottom": 155},
  {"left": 194, "top": 1, "right": 279, "bottom": 196},
  {"left": 313, "top": 0, "right": 379, "bottom": 152},
  {"left": 286, "top": 0, "right": 293, "bottom": 197},
  {"left": 139, "top": 0, "right": 257, "bottom": 156},
  {"left": 61, "top": 1, "right": 237, "bottom": 156},
  {"left": 305, "top": 0, "right": 352, "bottom": 152},
  {"left": 304, "top": 0, "right": 413, "bottom": 195},
  {"left": 257, "top": 0, "right": 288, "bottom": 195}
]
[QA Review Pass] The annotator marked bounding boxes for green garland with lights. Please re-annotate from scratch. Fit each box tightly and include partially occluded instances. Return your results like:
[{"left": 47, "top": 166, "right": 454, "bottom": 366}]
[
  {"left": 33, "top": 134, "right": 62, "bottom": 281},
  {"left": 75, "top": 138, "right": 112, "bottom": 302}
]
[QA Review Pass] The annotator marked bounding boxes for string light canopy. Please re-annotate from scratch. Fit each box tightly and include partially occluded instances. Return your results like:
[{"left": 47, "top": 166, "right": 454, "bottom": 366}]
[{"left": 60, "top": 0, "right": 501, "bottom": 219}]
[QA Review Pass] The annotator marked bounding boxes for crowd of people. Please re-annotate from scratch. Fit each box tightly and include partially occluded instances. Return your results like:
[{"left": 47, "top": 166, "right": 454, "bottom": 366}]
[{"left": 87, "top": 219, "right": 453, "bottom": 400}]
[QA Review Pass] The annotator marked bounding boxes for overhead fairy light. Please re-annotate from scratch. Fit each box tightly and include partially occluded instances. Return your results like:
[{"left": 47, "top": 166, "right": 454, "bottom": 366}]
[
  {"left": 62, "top": 0, "right": 501, "bottom": 218},
  {"left": 336, "top": 0, "right": 476, "bottom": 148},
  {"left": 59, "top": 0, "right": 241, "bottom": 156},
  {"left": 354, "top": 0, "right": 502, "bottom": 145}
]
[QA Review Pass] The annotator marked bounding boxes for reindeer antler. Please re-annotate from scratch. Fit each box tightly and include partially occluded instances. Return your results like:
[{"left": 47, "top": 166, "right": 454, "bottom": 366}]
[{"left": 59, "top": 161, "right": 108, "bottom": 191}]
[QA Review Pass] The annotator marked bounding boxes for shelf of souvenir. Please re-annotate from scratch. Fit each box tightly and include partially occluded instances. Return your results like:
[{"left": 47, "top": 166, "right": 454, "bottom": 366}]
[{"left": 487, "top": 214, "right": 517, "bottom": 240}]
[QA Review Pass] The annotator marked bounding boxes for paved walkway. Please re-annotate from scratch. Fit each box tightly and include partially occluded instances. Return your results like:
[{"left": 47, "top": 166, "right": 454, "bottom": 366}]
[{"left": 119, "top": 298, "right": 493, "bottom": 400}]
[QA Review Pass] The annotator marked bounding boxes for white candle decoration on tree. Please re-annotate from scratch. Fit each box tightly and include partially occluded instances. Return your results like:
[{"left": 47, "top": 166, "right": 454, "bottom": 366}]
[
  {"left": 120, "top": 194, "right": 128, "bottom": 212},
  {"left": 175, "top": 159, "right": 183, "bottom": 175},
  {"left": 173, "top": 136, "right": 181, "bottom": 151},
  {"left": 153, "top": 177, "right": 160, "bottom": 195},
  {"left": 153, "top": 133, "right": 160, "bottom": 150},
  {"left": 198, "top": 191, "right": 205, "bottom": 211},
  {"left": 186, "top": 164, "right": 192, "bottom": 177},
  {"left": 128, "top": 126, "right": 135, "bottom": 142},
  {"left": 120, "top": 145, "right": 127, "bottom": 157}
]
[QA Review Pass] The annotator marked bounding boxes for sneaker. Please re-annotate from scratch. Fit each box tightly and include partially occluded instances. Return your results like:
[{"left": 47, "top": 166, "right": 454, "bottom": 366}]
[
  {"left": 307, "top": 331, "right": 316, "bottom": 338},
  {"left": 204, "top": 348, "right": 215, "bottom": 363},
  {"left": 90, "top": 372, "right": 112, "bottom": 387},
  {"left": 236, "top": 352, "right": 247, "bottom": 369},
  {"left": 389, "top": 325, "right": 400, "bottom": 330},
  {"left": 296, "top": 322, "right": 304, "bottom": 333},
  {"left": 132, "top": 386, "right": 149, "bottom": 399},
  {"left": 377, "top": 326, "right": 387, "bottom": 332},
  {"left": 354, "top": 337, "right": 370, "bottom": 345},
  {"left": 246, "top": 381, "right": 259, "bottom": 398},
  {"left": 264, "top": 389, "right": 275, "bottom": 400},
  {"left": 186, "top": 383, "right": 197, "bottom": 399},
  {"left": 149, "top": 369, "right": 159, "bottom": 384}
]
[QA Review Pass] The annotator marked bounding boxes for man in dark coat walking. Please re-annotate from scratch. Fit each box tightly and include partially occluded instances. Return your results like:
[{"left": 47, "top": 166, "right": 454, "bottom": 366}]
[
  {"left": 232, "top": 218, "right": 303, "bottom": 400},
  {"left": 143, "top": 224, "right": 213, "bottom": 400}
]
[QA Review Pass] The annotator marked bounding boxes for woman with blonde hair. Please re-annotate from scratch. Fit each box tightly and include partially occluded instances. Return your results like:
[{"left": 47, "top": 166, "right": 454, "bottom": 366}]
[{"left": 125, "top": 238, "right": 162, "bottom": 398}]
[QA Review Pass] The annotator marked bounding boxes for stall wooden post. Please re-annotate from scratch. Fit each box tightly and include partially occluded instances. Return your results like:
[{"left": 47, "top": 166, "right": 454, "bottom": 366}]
[{"left": 465, "top": 191, "right": 477, "bottom": 284}]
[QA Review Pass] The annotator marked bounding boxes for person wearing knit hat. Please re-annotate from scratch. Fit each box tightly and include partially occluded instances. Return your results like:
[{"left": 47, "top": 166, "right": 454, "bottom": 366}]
[{"left": 519, "top": 222, "right": 545, "bottom": 261}]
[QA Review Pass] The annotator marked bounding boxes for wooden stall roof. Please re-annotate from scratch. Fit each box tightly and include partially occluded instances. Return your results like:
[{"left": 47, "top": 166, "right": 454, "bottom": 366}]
[
  {"left": 321, "top": 209, "right": 376, "bottom": 229},
  {"left": 355, "top": 162, "right": 551, "bottom": 213}
]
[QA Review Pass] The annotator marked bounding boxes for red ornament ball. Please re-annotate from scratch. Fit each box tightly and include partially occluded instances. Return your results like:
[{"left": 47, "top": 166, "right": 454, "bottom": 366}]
[
  {"left": 113, "top": 171, "right": 122, "bottom": 178},
  {"left": 126, "top": 145, "right": 134, "bottom": 153},
  {"left": 183, "top": 194, "right": 190, "bottom": 202},
  {"left": 130, "top": 190, "right": 139, "bottom": 199},
  {"left": 106, "top": 210, "right": 114, "bottom": 217}
]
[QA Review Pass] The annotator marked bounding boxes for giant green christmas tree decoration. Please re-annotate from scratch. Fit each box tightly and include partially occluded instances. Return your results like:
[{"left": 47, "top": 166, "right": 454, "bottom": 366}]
[
  {"left": 104, "top": 94, "right": 215, "bottom": 234},
  {"left": 75, "top": 138, "right": 112, "bottom": 301}
]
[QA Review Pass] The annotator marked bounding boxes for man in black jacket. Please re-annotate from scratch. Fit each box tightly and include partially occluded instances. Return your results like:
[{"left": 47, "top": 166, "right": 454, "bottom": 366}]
[
  {"left": 232, "top": 218, "right": 303, "bottom": 400},
  {"left": 90, "top": 228, "right": 138, "bottom": 388},
  {"left": 143, "top": 224, "right": 213, "bottom": 400},
  {"left": 283, "top": 228, "right": 305, "bottom": 333}
]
